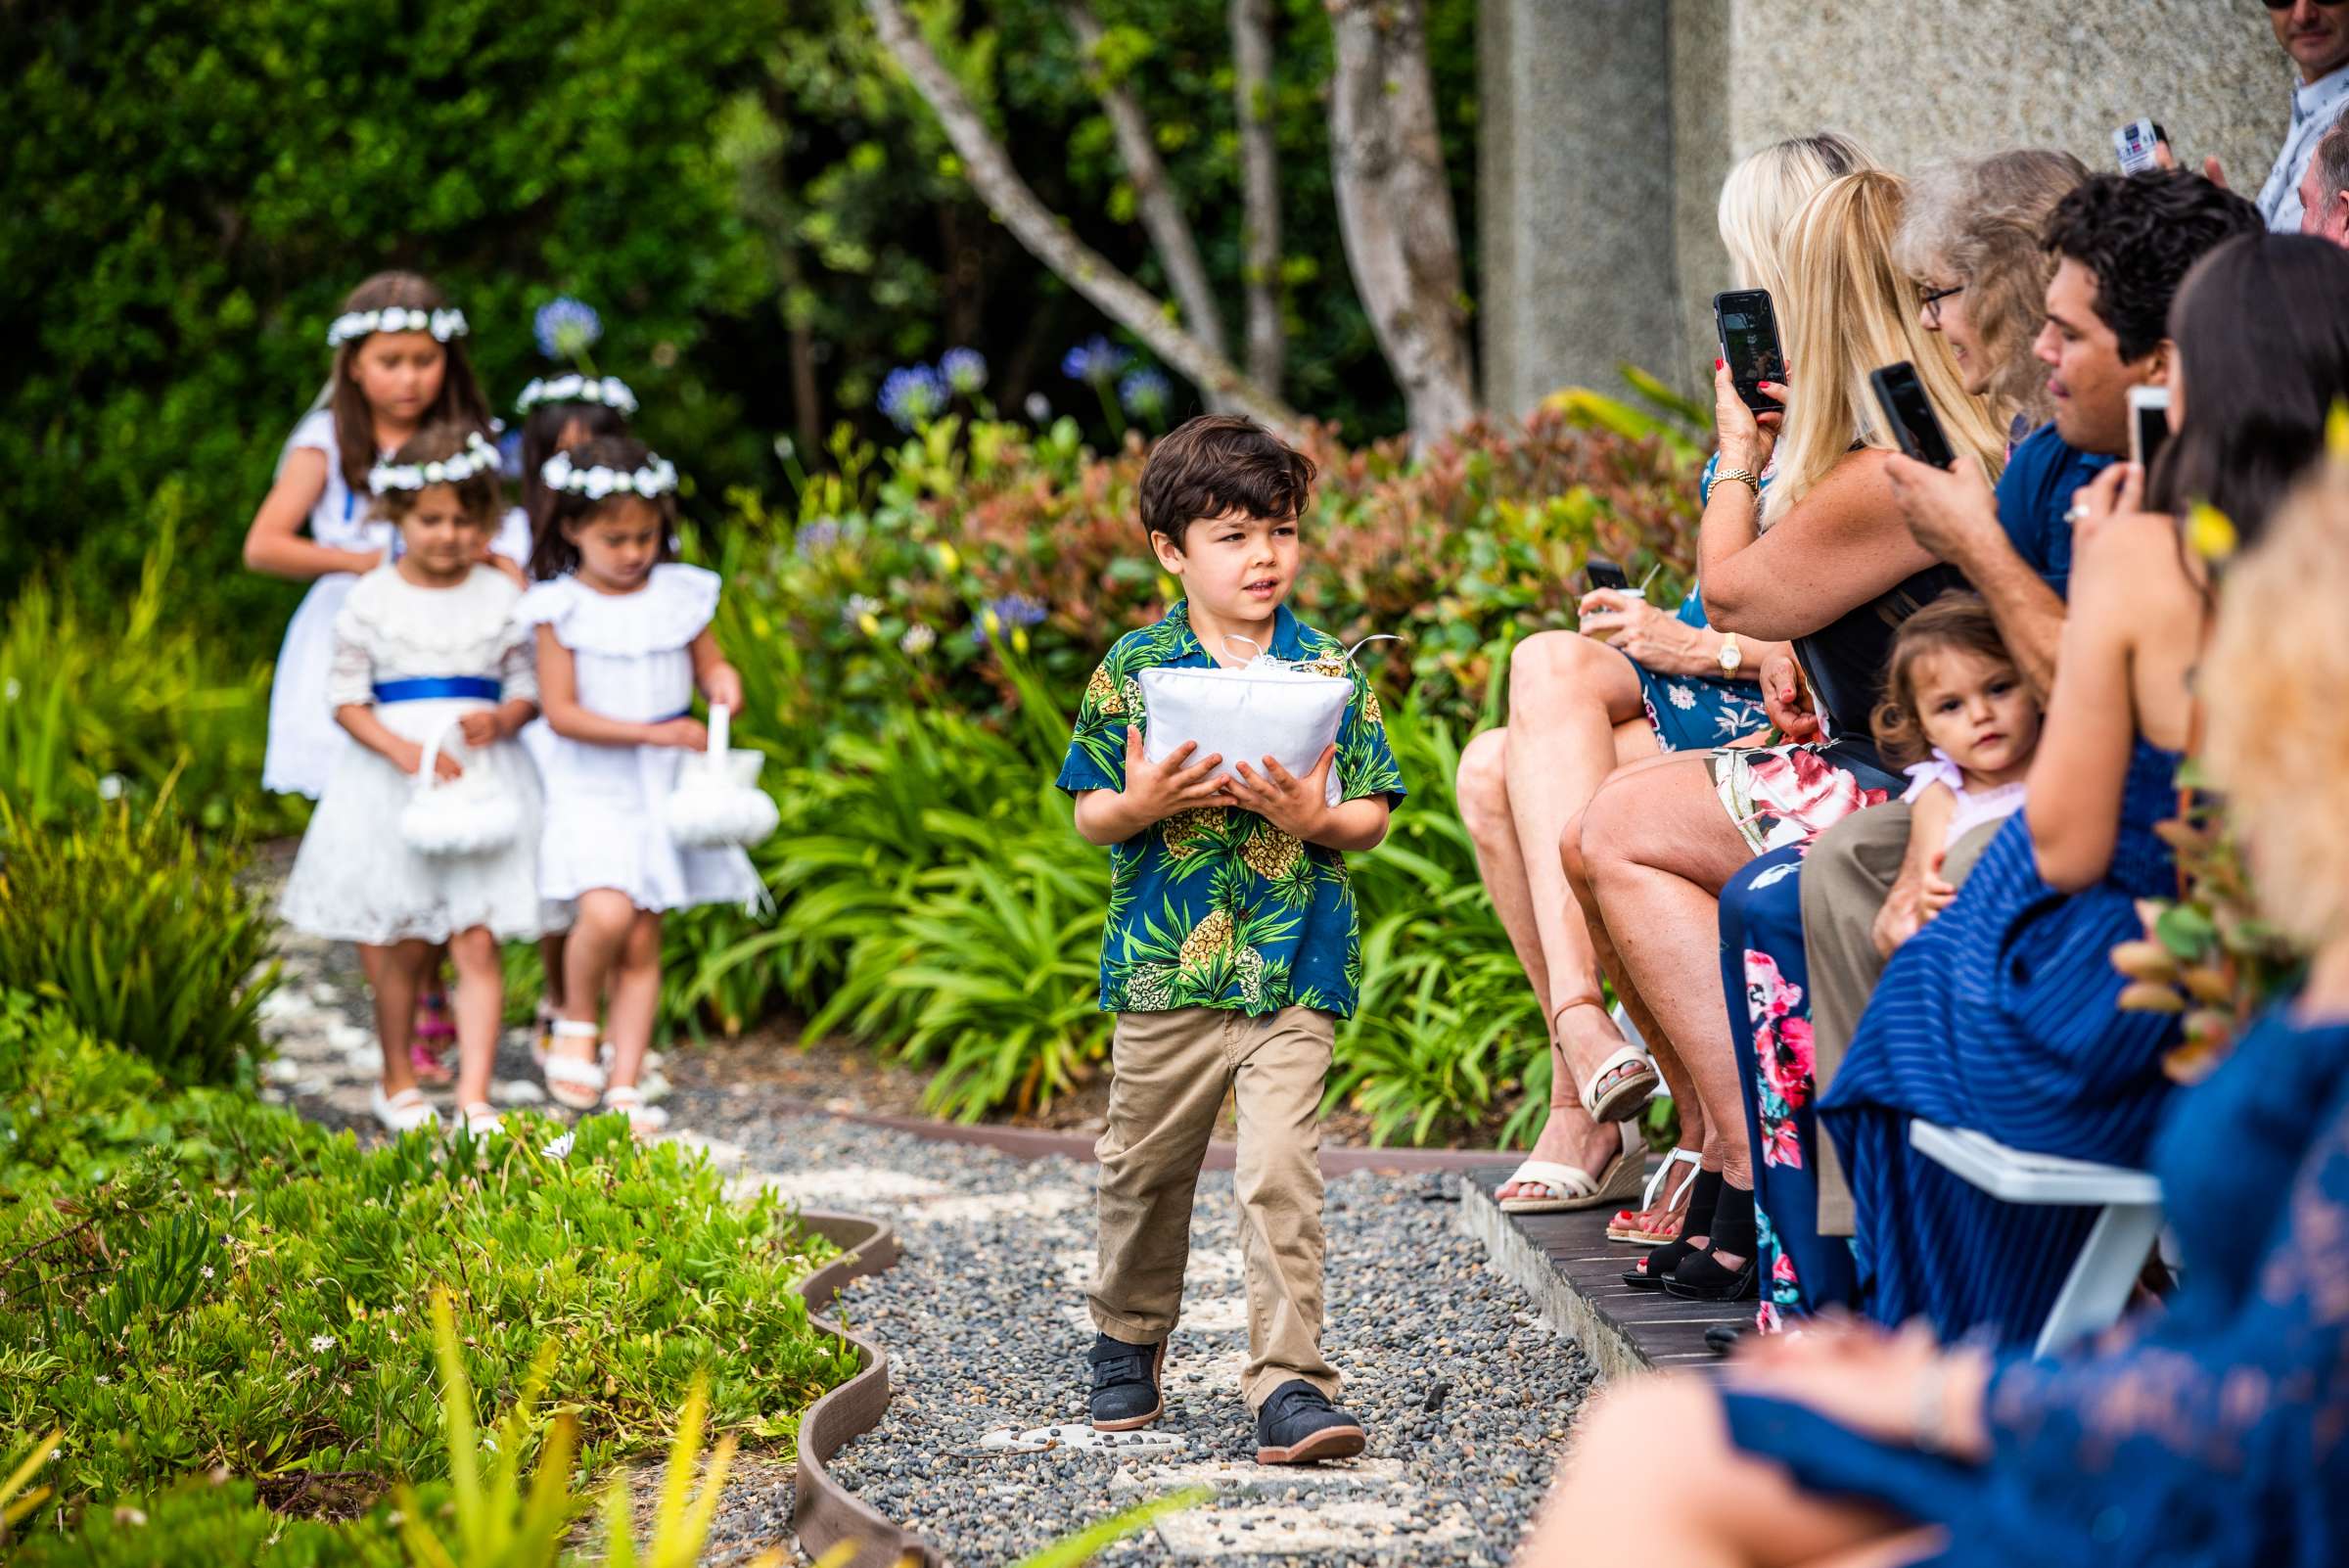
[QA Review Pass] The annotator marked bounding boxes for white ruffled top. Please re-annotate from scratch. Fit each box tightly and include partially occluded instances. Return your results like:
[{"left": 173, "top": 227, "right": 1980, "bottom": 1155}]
[
  {"left": 1901, "top": 748, "right": 2028, "bottom": 849},
  {"left": 327, "top": 565, "right": 535, "bottom": 709},
  {"left": 513, "top": 564, "right": 719, "bottom": 722}
]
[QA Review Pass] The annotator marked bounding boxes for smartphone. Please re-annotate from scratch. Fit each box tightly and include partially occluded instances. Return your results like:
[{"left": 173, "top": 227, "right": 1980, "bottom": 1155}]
[
  {"left": 2113, "top": 118, "right": 2166, "bottom": 175},
  {"left": 2128, "top": 385, "right": 2172, "bottom": 470},
  {"left": 1584, "top": 557, "right": 1632, "bottom": 594},
  {"left": 1868, "top": 361, "right": 1957, "bottom": 470},
  {"left": 1712, "top": 290, "right": 1786, "bottom": 413}
]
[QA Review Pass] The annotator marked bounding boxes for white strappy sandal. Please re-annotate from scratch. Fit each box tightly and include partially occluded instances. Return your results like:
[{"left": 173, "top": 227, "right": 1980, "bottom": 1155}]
[
  {"left": 1497, "top": 1123, "right": 1645, "bottom": 1214},
  {"left": 456, "top": 1102, "right": 505, "bottom": 1138},
  {"left": 1560, "top": 999, "right": 1662, "bottom": 1123},
  {"left": 1608, "top": 1145, "right": 1704, "bottom": 1242},
  {"left": 542, "top": 1019, "right": 607, "bottom": 1111},
  {"left": 371, "top": 1084, "right": 441, "bottom": 1134},
  {"left": 601, "top": 1084, "right": 669, "bottom": 1135}
]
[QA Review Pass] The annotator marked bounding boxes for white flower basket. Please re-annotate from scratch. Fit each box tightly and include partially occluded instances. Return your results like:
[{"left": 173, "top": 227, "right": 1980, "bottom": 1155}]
[
  {"left": 399, "top": 715, "right": 523, "bottom": 857},
  {"left": 664, "top": 705, "right": 779, "bottom": 849}
]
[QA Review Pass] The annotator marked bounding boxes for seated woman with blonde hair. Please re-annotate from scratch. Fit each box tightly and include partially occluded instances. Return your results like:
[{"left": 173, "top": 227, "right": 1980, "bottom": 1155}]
[{"left": 1522, "top": 418, "right": 2349, "bottom": 1568}]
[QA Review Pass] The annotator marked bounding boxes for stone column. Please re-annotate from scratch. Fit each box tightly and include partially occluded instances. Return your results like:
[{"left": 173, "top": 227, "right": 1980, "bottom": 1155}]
[{"left": 1478, "top": 0, "right": 1683, "bottom": 417}]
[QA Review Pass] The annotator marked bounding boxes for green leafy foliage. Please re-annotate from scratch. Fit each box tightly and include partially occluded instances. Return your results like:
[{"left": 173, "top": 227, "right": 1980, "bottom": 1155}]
[
  {"left": 0, "top": 509, "right": 286, "bottom": 836},
  {"left": 0, "top": 997, "right": 855, "bottom": 1511},
  {"left": 0, "top": 789, "right": 281, "bottom": 1089}
]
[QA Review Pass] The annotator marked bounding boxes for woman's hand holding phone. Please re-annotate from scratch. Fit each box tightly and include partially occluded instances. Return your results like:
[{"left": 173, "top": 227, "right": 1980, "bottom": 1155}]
[
  {"left": 1579, "top": 589, "right": 1717, "bottom": 676},
  {"left": 1712, "top": 361, "right": 1786, "bottom": 473}
]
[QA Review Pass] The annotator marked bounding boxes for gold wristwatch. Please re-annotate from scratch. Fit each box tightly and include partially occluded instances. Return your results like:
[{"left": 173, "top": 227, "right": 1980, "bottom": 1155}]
[{"left": 1718, "top": 632, "right": 1743, "bottom": 676}]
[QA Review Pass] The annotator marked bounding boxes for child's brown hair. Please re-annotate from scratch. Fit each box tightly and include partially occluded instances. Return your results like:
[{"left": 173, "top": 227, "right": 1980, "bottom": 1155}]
[
  {"left": 1869, "top": 592, "right": 2020, "bottom": 767},
  {"left": 1136, "top": 414, "right": 1315, "bottom": 550},
  {"left": 367, "top": 421, "right": 504, "bottom": 529},
  {"left": 328, "top": 271, "right": 493, "bottom": 493},
  {"left": 527, "top": 435, "right": 680, "bottom": 581}
]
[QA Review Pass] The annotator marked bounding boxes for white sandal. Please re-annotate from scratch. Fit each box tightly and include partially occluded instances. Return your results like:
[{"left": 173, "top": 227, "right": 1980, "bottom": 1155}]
[
  {"left": 1608, "top": 1146, "right": 1704, "bottom": 1242},
  {"left": 1497, "top": 1124, "right": 1645, "bottom": 1214},
  {"left": 372, "top": 1084, "right": 441, "bottom": 1134},
  {"left": 542, "top": 1020, "right": 607, "bottom": 1111},
  {"left": 598, "top": 1043, "right": 670, "bottom": 1103},
  {"left": 601, "top": 1084, "right": 669, "bottom": 1135},
  {"left": 1554, "top": 999, "right": 1662, "bottom": 1124},
  {"left": 457, "top": 1102, "right": 505, "bottom": 1138}
]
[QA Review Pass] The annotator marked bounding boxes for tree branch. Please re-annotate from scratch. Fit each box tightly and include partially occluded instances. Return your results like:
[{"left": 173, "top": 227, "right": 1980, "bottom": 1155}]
[
  {"left": 1228, "top": 0, "right": 1284, "bottom": 394},
  {"left": 865, "top": 0, "right": 1297, "bottom": 431},
  {"left": 1326, "top": 0, "right": 1476, "bottom": 448},
  {"left": 1065, "top": 2, "right": 1228, "bottom": 370}
]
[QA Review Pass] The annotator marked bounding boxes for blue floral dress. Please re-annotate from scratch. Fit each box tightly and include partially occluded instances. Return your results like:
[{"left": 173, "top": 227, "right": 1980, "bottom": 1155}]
[{"left": 1721, "top": 1001, "right": 2349, "bottom": 1568}]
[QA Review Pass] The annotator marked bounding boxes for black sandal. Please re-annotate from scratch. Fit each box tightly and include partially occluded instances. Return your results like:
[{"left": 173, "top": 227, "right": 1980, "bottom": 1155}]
[
  {"left": 1621, "top": 1169, "right": 1723, "bottom": 1290},
  {"left": 1666, "top": 1181, "right": 1760, "bottom": 1302}
]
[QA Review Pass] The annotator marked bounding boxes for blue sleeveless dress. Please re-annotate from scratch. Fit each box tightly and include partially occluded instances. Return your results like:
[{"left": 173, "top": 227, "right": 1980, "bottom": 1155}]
[
  {"left": 1819, "top": 735, "right": 2185, "bottom": 1343},
  {"left": 1723, "top": 1004, "right": 2349, "bottom": 1568}
]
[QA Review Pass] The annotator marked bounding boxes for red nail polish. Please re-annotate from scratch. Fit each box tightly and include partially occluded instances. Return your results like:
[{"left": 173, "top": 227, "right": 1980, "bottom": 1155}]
[{"left": 1715, "top": 358, "right": 1725, "bottom": 370}]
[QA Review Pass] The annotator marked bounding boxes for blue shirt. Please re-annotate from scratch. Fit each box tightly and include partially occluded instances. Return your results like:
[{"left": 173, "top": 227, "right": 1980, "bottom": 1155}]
[
  {"left": 1056, "top": 600, "right": 1406, "bottom": 1018},
  {"left": 1994, "top": 423, "right": 2115, "bottom": 601}
]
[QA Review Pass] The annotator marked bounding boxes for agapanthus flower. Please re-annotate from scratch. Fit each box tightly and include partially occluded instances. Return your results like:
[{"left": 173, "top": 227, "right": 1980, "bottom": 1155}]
[
  {"left": 796, "top": 519, "right": 843, "bottom": 554},
  {"left": 1119, "top": 366, "right": 1172, "bottom": 420},
  {"left": 971, "top": 593, "right": 1049, "bottom": 646},
  {"left": 533, "top": 297, "right": 602, "bottom": 361},
  {"left": 878, "top": 364, "right": 951, "bottom": 431},
  {"left": 940, "top": 346, "right": 989, "bottom": 395},
  {"left": 1061, "top": 335, "right": 1128, "bottom": 385}
]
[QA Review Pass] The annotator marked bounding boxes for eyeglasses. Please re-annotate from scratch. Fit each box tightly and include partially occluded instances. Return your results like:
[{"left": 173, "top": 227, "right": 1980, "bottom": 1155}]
[
  {"left": 1920, "top": 283, "right": 1964, "bottom": 325},
  {"left": 2265, "top": 2, "right": 2347, "bottom": 9}
]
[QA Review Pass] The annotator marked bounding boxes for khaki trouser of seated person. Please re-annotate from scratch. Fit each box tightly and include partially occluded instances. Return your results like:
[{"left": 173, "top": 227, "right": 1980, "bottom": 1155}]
[
  {"left": 1802, "top": 803, "right": 2004, "bottom": 1235},
  {"left": 1089, "top": 1003, "right": 1341, "bottom": 1409}
]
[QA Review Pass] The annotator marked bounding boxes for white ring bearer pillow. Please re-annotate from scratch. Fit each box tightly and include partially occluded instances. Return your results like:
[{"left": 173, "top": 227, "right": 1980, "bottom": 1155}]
[
  {"left": 664, "top": 704, "right": 780, "bottom": 849},
  {"left": 399, "top": 715, "right": 525, "bottom": 856},
  {"left": 1138, "top": 633, "right": 1397, "bottom": 808}
]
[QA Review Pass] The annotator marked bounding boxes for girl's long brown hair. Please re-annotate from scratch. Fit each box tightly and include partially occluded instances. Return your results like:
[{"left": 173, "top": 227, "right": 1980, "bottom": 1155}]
[
  {"left": 327, "top": 271, "right": 493, "bottom": 493},
  {"left": 1869, "top": 592, "right": 2023, "bottom": 768}
]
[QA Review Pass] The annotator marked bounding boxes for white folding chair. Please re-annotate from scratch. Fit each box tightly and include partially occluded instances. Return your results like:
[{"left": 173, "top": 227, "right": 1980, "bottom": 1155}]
[{"left": 1909, "top": 1120, "right": 2163, "bottom": 1358}]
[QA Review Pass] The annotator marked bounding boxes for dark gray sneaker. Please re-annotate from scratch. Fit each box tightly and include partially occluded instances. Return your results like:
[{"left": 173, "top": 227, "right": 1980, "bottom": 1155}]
[
  {"left": 1088, "top": 1333, "right": 1167, "bottom": 1431},
  {"left": 1253, "top": 1378, "right": 1366, "bottom": 1464}
]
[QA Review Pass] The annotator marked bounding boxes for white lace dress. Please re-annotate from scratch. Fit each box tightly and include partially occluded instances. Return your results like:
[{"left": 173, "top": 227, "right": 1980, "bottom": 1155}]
[
  {"left": 514, "top": 564, "right": 760, "bottom": 912},
  {"left": 279, "top": 565, "right": 564, "bottom": 945},
  {"left": 260, "top": 409, "right": 532, "bottom": 799}
]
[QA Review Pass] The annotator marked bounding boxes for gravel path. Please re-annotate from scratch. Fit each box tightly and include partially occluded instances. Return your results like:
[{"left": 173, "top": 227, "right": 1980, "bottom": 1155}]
[{"left": 255, "top": 898, "right": 1591, "bottom": 1566}]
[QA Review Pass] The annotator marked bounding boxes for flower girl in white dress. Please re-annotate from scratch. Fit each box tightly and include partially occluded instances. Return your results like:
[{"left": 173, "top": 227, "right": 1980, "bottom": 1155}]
[
  {"left": 280, "top": 424, "right": 559, "bottom": 1136},
  {"left": 516, "top": 436, "right": 759, "bottom": 1131}
]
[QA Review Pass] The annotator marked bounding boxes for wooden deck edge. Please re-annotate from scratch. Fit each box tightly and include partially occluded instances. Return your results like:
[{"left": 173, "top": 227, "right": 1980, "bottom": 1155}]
[{"left": 1457, "top": 1178, "right": 1658, "bottom": 1383}]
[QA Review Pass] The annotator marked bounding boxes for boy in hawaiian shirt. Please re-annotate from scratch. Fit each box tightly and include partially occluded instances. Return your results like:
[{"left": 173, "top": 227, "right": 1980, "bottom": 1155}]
[{"left": 1056, "top": 414, "right": 1405, "bottom": 1464}]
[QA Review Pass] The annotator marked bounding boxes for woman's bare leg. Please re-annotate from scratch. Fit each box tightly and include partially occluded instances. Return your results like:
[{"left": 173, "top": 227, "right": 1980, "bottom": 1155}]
[
  {"left": 1458, "top": 727, "right": 1627, "bottom": 1188},
  {"left": 1497, "top": 633, "right": 1660, "bottom": 1096},
  {"left": 1578, "top": 758, "right": 1760, "bottom": 1256},
  {"left": 1523, "top": 1379, "right": 1922, "bottom": 1568}
]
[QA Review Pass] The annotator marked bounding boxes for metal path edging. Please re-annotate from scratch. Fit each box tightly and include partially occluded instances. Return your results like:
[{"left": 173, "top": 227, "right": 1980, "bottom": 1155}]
[{"left": 789, "top": 1207, "right": 940, "bottom": 1568}]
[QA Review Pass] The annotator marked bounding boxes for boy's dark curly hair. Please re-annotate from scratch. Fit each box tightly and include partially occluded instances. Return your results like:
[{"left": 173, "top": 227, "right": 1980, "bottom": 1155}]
[
  {"left": 1137, "top": 414, "right": 1316, "bottom": 550},
  {"left": 2039, "top": 171, "right": 2262, "bottom": 363}
]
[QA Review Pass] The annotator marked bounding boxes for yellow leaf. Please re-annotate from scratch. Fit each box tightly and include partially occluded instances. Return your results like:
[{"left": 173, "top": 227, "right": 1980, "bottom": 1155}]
[{"left": 2327, "top": 396, "right": 2349, "bottom": 457}]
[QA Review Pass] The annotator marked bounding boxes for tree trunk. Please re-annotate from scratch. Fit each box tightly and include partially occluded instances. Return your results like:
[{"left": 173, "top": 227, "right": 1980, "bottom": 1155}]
[
  {"left": 1065, "top": 1, "right": 1229, "bottom": 371},
  {"left": 1326, "top": 0, "right": 1476, "bottom": 447},
  {"left": 865, "top": 0, "right": 1298, "bottom": 432},
  {"left": 1228, "top": 0, "right": 1284, "bottom": 395}
]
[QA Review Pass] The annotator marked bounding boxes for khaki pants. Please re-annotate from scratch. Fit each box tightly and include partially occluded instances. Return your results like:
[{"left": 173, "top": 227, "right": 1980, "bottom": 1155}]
[
  {"left": 1801, "top": 803, "right": 2001, "bottom": 1233},
  {"left": 1090, "top": 1004, "right": 1338, "bottom": 1409}
]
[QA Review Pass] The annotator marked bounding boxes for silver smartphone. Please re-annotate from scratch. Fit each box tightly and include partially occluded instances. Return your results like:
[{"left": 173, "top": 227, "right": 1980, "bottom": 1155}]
[
  {"left": 2114, "top": 119, "right": 2165, "bottom": 175},
  {"left": 2128, "top": 385, "right": 2172, "bottom": 469}
]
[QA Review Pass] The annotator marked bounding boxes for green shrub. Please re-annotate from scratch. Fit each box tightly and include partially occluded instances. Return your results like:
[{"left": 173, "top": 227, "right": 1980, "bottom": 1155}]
[
  {"left": 0, "top": 790, "right": 280, "bottom": 1089},
  {"left": 0, "top": 510, "right": 284, "bottom": 836},
  {"left": 0, "top": 993, "right": 187, "bottom": 1187},
  {"left": 0, "top": 1005, "right": 854, "bottom": 1508},
  {"left": 6, "top": 1473, "right": 401, "bottom": 1568}
]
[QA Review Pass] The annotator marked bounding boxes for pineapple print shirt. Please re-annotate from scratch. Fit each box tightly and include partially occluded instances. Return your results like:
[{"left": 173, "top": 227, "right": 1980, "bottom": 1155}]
[{"left": 1056, "top": 600, "right": 1406, "bottom": 1018}]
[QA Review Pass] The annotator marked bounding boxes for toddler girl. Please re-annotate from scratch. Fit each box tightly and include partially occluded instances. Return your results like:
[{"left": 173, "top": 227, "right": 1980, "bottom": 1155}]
[
  {"left": 515, "top": 436, "right": 759, "bottom": 1130},
  {"left": 1868, "top": 592, "right": 2042, "bottom": 952},
  {"left": 511, "top": 373, "right": 640, "bottom": 1055},
  {"left": 279, "top": 424, "right": 558, "bottom": 1135}
]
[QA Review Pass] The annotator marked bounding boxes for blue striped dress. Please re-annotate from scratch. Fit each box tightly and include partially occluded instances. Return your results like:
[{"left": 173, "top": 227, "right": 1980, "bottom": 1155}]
[{"left": 1818, "top": 735, "right": 2184, "bottom": 1344}]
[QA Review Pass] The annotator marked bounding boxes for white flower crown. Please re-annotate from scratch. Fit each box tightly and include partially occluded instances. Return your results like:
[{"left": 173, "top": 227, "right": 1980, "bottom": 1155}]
[
  {"left": 369, "top": 431, "right": 502, "bottom": 494},
  {"left": 515, "top": 373, "right": 640, "bottom": 417},
  {"left": 328, "top": 305, "right": 470, "bottom": 348},
  {"left": 541, "top": 448, "right": 678, "bottom": 500}
]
